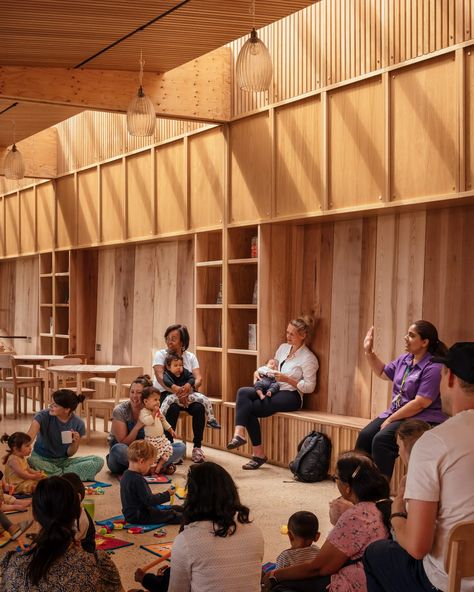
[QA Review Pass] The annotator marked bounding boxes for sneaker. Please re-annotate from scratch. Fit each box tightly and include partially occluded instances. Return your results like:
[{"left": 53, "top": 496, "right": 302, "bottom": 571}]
[
  {"left": 0, "top": 530, "right": 12, "bottom": 548},
  {"left": 207, "top": 418, "right": 221, "bottom": 429},
  {"left": 191, "top": 447, "right": 205, "bottom": 463}
]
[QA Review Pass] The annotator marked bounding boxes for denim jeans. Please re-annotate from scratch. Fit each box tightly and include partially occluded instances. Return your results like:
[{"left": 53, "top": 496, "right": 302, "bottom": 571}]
[{"left": 106, "top": 440, "right": 186, "bottom": 474}]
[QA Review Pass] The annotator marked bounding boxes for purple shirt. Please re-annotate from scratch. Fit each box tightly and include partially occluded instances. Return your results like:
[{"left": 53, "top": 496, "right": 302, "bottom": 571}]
[{"left": 380, "top": 352, "right": 447, "bottom": 424}]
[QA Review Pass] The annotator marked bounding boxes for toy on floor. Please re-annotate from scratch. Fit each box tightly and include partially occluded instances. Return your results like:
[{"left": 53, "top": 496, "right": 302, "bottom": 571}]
[
  {"left": 128, "top": 527, "right": 144, "bottom": 534},
  {"left": 95, "top": 533, "right": 133, "bottom": 552},
  {"left": 96, "top": 519, "right": 126, "bottom": 534},
  {"left": 96, "top": 514, "right": 166, "bottom": 533},
  {"left": 153, "top": 528, "right": 167, "bottom": 538},
  {"left": 140, "top": 541, "right": 173, "bottom": 560},
  {"left": 84, "top": 486, "right": 105, "bottom": 496},
  {"left": 280, "top": 525, "right": 288, "bottom": 534}
]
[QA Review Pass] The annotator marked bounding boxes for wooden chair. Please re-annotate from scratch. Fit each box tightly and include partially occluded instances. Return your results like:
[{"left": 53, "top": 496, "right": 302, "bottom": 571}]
[
  {"left": 85, "top": 366, "right": 143, "bottom": 441},
  {"left": 445, "top": 520, "right": 474, "bottom": 592},
  {"left": 0, "top": 355, "right": 44, "bottom": 418}
]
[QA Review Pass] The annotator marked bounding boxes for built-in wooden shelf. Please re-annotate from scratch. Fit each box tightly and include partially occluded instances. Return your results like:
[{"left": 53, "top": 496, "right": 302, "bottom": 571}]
[
  {"left": 228, "top": 304, "right": 257, "bottom": 310},
  {"left": 195, "top": 260, "right": 223, "bottom": 268},
  {"left": 228, "top": 258, "right": 258, "bottom": 265},
  {"left": 227, "top": 348, "right": 258, "bottom": 356},
  {"left": 195, "top": 304, "right": 223, "bottom": 309},
  {"left": 196, "top": 346, "right": 223, "bottom": 353}
]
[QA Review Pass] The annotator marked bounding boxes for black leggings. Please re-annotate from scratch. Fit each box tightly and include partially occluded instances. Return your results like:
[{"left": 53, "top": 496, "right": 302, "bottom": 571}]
[
  {"left": 355, "top": 416, "right": 403, "bottom": 479},
  {"left": 165, "top": 401, "right": 205, "bottom": 448},
  {"left": 235, "top": 387, "right": 302, "bottom": 447},
  {"left": 272, "top": 576, "right": 331, "bottom": 591}
]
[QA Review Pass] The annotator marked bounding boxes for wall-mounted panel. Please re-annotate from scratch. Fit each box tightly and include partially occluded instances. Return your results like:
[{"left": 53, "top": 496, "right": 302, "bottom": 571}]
[
  {"left": 5, "top": 193, "right": 20, "bottom": 257},
  {"left": 156, "top": 140, "right": 186, "bottom": 235},
  {"left": 127, "top": 151, "right": 154, "bottom": 240},
  {"left": 19, "top": 187, "right": 36, "bottom": 254},
  {"left": 101, "top": 160, "right": 124, "bottom": 244},
  {"left": 329, "top": 78, "right": 385, "bottom": 208},
  {"left": 56, "top": 174, "right": 77, "bottom": 249},
  {"left": 391, "top": 56, "right": 457, "bottom": 200},
  {"left": 14, "top": 256, "right": 39, "bottom": 353},
  {"left": 189, "top": 128, "right": 225, "bottom": 229},
  {"left": 77, "top": 168, "right": 99, "bottom": 246},
  {"left": 36, "top": 182, "right": 55, "bottom": 252},
  {"left": 275, "top": 97, "right": 323, "bottom": 217},
  {"left": 467, "top": 50, "right": 474, "bottom": 191},
  {"left": 229, "top": 113, "right": 272, "bottom": 223},
  {"left": 0, "top": 198, "right": 4, "bottom": 257}
]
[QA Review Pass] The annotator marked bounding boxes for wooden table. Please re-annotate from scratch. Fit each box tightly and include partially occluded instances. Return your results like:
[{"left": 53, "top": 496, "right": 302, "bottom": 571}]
[
  {"left": 13, "top": 354, "right": 66, "bottom": 364},
  {"left": 48, "top": 364, "right": 138, "bottom": 394}
]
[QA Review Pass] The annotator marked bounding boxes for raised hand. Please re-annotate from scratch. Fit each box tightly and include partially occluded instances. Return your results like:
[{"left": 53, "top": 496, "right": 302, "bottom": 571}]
[{"left": 364, "top": 326, "right": 375, "bottom": 354}]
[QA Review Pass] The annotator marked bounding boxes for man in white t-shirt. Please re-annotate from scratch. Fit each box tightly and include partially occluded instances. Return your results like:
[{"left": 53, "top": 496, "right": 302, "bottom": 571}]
[{"left": 364, "top": 342, "right": 474, "bottom": 592}]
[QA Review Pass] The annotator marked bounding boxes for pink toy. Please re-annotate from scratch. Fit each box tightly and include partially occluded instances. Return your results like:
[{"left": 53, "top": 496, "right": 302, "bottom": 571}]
[{"left": 128, "top": 527, "right": 144, "bottom": 534}]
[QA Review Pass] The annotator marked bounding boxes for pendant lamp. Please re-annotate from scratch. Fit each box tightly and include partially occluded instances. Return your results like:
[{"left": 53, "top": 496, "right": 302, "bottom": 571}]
[
  {"left": 4, "top": 122, "right": 25, "bottom": 180},
  {"left": 127, "top": 53, "right": 156, "bottom": 137},
  {"left": 236, "top": 1, "right": 272, "bottom": 92}
]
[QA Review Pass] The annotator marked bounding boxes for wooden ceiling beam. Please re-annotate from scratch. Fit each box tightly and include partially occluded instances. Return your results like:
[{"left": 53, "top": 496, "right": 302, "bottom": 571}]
[
  {"left": 0, "top": 128, "right": 57, "bottom": 179},
  {"left": 0, "top": 47, "right": 231, "bottom": 124}
]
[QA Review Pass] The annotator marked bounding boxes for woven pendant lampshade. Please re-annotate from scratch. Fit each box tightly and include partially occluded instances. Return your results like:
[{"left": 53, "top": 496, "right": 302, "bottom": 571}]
[
  {"left": 126, "top": 53, "right": 156, "bottom": 138},
  {"left": 236, "top": 27, "right": 272, "bottom": 92},
  {"left": 4, "top": 143, "right": 25, "bottom": 180}
]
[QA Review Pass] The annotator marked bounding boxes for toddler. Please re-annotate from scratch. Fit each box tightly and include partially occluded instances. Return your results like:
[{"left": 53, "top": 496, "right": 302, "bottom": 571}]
[
  {"left": 62, "top": 472, "right": 96, "bottom": 553},
  {"left": 120, "top": 440, "right": 183, "bottom": 525},
  {"left": 139, "top": 387, "right": 176, "bottom": 475},
  {"left": 1, "top": 432, "right": 45, "bottom": 494},
  {"left": 0, "top": 469, "right": 31, "bottom": 513},
  {"left": 255, "top": 358, "right": 280, "bottom": 400},
  {"left": 276, "top": 511, "right": 321, "bottom": 568},
  {"left": 396, "top": 419, "right": 431, "bottom": 466},
  {"left": 161, "top": 352, "right": 221, "bottom": 429}
]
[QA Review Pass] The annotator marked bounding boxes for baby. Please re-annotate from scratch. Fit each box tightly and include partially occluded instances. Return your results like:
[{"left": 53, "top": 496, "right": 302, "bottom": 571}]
[
  {"left": 255, "top": 358, "right": 280, "bottom": 400},
  {"left": 276, "top": 511, "right": 321, "bottom": 568},
  {"left": 160, "top": 352, "right": 221, "bottom": 429},
  {"left": 0, "top": 470, "right": 32, "bottom": 513},
  {"left": 139, "top": 386, "right": 176, "bottom": 475}
]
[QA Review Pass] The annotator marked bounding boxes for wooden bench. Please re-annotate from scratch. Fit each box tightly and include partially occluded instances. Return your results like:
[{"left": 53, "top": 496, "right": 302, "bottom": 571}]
[{"left": 194, "top": 400, "right": 404, "bottom": 492}]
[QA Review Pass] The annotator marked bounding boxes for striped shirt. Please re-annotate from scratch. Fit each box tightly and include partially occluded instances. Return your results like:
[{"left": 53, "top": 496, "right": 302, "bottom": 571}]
[{"left": 276, "top": 544, "right": 320, "bottom": 568}]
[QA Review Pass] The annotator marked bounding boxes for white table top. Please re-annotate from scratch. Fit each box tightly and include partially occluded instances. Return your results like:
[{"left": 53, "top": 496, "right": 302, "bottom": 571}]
[
  {"left": 13, "top": 354, "right": 66, "bottom": 362},
  {"left": 48, "top": 364, "right": 137, "bottom": 377}
]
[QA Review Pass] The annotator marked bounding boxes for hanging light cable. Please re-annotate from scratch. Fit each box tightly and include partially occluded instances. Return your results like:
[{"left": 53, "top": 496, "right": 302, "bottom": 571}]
[
  {"left": 4, "top": 120, "right": 25, "bottom": 180},
  {"left": 126, "top": 51, "right": 156, "bottom": 137},
  {"left": 236, "top": 0, "right": 272, "bottom": 92}
]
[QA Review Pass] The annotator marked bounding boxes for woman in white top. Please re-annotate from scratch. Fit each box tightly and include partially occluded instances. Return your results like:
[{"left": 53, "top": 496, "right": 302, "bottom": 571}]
[
  {"left": 227, "top": 317, "right": 319, "bottom": 470},
  {"left": 168, "top": 461, "right": 264, "bottom": 592}
]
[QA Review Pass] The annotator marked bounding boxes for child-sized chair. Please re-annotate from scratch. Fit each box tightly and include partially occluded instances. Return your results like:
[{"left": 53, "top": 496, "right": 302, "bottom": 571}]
[{"left": 0, "top": 355, "right": 44, "bottom": 418}]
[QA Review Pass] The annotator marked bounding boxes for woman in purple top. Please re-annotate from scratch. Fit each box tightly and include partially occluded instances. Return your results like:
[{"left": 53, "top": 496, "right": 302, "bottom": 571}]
[{"left": 355, "top": 320, "right": 448, "bottom": 479}]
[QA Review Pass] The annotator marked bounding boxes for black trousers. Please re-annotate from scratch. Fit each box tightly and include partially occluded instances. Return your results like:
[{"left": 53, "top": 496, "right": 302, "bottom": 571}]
[
  {"left": 142, "top": 567, "right": 170, "bottom": 592},
  {"left": 235, "top": 387, "right": 301, "bottom": 447},
  {"left": 164, "top": 401, "right": 205, "bottom": 448},
  {"left": 355, "top": 416, "right": 403, "bottom": 479},
  {"left": 363, "top": 540, "right": 441, "bottom": 592}
]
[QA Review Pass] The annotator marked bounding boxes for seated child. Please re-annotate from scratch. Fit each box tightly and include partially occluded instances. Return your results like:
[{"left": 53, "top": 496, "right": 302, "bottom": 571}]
[
  {"left": 160, "top": 352, "right": 221, "bottom": 429},
  {"left": 1, "top": 432, "right": 46, "bottom": 494},
  {"left": 62, "top": 472, "right": 96, "bottom": 553},
  {"left": 255, "top": 358, "right": 280, "bottom": 400},
  {"left": 396, "top": 418, "right": 431, "bottom": 467},
  {"left": 0, "top": 470, "right": 31, "bottom": 513},
  {"left": 139, "top": 386, "right": 177, "bottom": 475},
  {"left": 120, "top": 440, "right": 183, "bottom": 525},
  {"left": 276, "top": 511, "right": 321, "bottom": 568}
]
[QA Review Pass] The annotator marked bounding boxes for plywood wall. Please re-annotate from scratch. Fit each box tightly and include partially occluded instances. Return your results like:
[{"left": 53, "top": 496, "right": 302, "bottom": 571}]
[
  {"left": 94, "top": 240, "right": 194, "bottom": 374},
  {"left": 260, "top": 203, "right": 474, "bottom": 418}
]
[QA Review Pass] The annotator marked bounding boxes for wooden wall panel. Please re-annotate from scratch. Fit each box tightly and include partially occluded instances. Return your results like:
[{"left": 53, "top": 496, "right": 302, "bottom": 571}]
[
  {"left": 467, "top": 50, "right": 474, "bottom": 191},
  {"left": 423, "top": 205, "right": 474, "bottom": 344},
  {"left": 101, "top": 160, "right": 124, "bottom": 244},
  {"left": 56, "top": 175, "right": 77, "bottom": 249},
  {"left": 131, "top": 244, "right": 156, "bottom": 370},
  {"left": 0, "top": 198, "right": 4, "bottom": 257},
  {"left": 19, "top": 187, "right": 36, "bottom": 254},
  {"left": 156, "top": 141, "right": 186, "bottom": 235},
  {"left": 5, "top": 193, "right": 20, "bottom": 257},
  {"left": 327, "top": 218, "right": 376, "bottom": 418},
  {"left": 36, "top": 182, "right": 55, "bottom": 252},
  {"left": 189, "top": 128, "right": 225, "bottom": 230},
  {"left": 95, "top": 248, "right": 116, "bottom": 364},
  {"left": 111, "top": 247, "right": 135, "bottom": 364},
  {"left": 127, "top": 151, "right": 154, "bottom": 240},
  {"left": 77, "top": 168, "right": 99, "bottom": 246},
  {"left": 0, "top": 260, "right": 15, "bottom": 344},
  {"left": 13, "top": 256, "right": 39, "bottom": 353},
  {"left": 391, "top": 56, "right": 458, "bottom": 200},
  {"left": 229, "top": 113, "right": 272, "bottom": 224},
  {"left": 329, "top": 78, "right": 385, "bottom": 208},
  {"left": 275, "top": 97, "right": 323, "bottom": 217},
  {"left": 371, "top": 212, "right": 426, "bottom": 416}
]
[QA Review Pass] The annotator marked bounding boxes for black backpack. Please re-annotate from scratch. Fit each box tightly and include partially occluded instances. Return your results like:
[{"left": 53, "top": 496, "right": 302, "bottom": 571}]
[{"left": 289, "top": 431, "right": 332, "bottom": 482}]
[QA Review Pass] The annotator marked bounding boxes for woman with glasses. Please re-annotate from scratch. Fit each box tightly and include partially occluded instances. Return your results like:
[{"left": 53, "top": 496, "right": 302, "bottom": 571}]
[
  {"left": 263, "top": 452, "right": 391, "bottom": 592},
  {"left": 355, "top": 320, "right": 447, "bottom": 479},
  {"left": 27, "top": 389, "right": 103, "bottom": 481}
]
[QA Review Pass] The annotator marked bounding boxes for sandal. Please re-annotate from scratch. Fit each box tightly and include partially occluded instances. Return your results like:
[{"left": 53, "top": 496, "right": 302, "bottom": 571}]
[
  {"left": 242, "top": 456, "right": 268, "bottom": 470},
  {"left": 162, "top": 464, "right": 176, "bottom": 475},
  {"left": 226, "top": 435, "right": 247, "bottom": 450}
]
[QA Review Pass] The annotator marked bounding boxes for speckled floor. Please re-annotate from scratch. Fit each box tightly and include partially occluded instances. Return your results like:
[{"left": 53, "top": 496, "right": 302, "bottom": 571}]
[{"left": 0, "top": 402, "right": 337, "bottom": 591}]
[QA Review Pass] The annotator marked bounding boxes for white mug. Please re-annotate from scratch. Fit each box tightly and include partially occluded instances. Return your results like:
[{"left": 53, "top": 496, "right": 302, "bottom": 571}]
[{"left": 61, "top": 430, "right": 73, "bottom": 444}]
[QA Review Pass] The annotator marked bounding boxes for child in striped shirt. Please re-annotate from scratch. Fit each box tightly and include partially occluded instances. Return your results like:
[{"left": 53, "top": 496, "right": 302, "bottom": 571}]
[{"left": 276, "top": 511, "right": 321, "bottom": 568}]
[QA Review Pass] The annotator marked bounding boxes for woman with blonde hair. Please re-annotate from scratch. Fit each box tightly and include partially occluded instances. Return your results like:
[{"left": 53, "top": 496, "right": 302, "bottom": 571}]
[{"left": 227, "top": 316, "right": 319, "bottom": 470}]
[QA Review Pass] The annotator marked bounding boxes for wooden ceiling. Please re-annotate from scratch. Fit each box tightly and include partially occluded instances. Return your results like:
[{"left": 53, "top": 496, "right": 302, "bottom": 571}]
[{"left": 0, "top": 0, "right": 316, "bottom": 146}]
